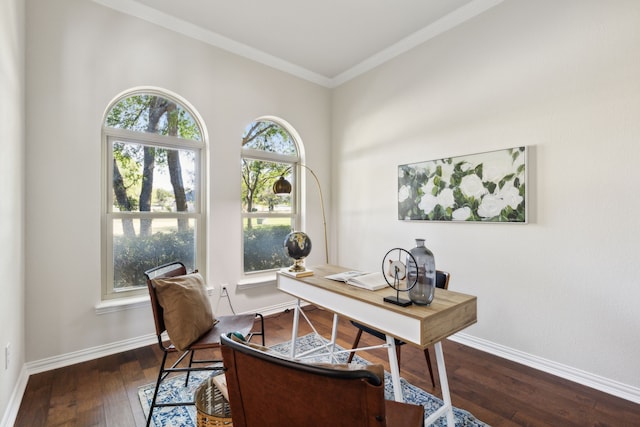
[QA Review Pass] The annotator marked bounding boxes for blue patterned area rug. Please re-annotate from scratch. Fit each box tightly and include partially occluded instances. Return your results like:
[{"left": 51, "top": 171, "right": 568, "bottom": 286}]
[{"left": 138, "top": 333, "right": 489, "bottom": 426}]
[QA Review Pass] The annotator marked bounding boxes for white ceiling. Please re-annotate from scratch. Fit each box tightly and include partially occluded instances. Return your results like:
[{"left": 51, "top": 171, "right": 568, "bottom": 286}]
[{"left": 93, "top": 0, "right": 503, "bottom": 87}]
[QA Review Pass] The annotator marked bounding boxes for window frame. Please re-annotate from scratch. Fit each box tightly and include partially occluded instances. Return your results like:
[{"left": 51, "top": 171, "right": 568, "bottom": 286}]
[
  {"left": 240, "top": 117, "right": 303, "bottom": 276},
  {"left": 101, "top": 88, "right": 207, "bottom": 301}
]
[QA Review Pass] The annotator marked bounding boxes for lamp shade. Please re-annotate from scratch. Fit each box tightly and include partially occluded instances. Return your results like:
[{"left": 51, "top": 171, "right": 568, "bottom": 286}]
[{"left": 273, "top": 176, "right": 292, "bottom": 194}]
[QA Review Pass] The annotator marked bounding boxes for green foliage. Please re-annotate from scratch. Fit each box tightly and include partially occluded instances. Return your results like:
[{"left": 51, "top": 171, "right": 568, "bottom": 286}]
[
  {"left": 106, "top": 94, "right": 201, "bottom": 141},
  {"left": 154, "top": 188, "right": 174, "bottom": 211},
  {"left": 242, "top": 120, "right": 296, "bottom": 154},
  {"left": 243, "top": 225, "right": 292, "bottom": 273},
  {"left": 109, "top": 94, "right": 199, "bottom": 215},
  {"left": 241, "top": 120, "right": 296, "bottom": 223},
  {"left": 241, "top": 158, "right": 291, "bottom": 214},
  {"left": 113, "top": 230, "right": 195, "bottom": 289}
]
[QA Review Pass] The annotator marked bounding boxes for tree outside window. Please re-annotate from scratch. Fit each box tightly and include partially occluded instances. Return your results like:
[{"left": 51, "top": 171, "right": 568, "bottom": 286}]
[
  {"left": 103, "top": 90, "right": 205, "bottom": 298},
  {"left": 241, "top": 119, "right": 300, "bottom": 273}
]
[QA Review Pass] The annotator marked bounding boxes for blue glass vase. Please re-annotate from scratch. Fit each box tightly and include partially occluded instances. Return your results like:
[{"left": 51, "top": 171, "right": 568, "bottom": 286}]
[{"left": 407, "top": 238, "right": 436, "bottom": 305}]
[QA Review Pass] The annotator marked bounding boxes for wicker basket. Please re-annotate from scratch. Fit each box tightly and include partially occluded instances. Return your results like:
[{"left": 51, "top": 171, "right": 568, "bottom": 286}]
[{"left": 195, "top": 377, "right": 233, "bottom": 427}]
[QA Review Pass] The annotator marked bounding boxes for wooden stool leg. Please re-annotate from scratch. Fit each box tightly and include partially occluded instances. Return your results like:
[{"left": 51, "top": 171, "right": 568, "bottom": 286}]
[
  {"left": 424, "top": 347, "right": 436, "bottom": 387},
  {"left": 347, "top": 329, "right": 363, "bottom": 363}
]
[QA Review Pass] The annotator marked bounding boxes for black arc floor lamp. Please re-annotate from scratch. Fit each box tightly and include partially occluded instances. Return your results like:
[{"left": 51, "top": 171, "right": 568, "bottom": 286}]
[{"left": 273, "top": 164, "right": 328, "bottom": 264}]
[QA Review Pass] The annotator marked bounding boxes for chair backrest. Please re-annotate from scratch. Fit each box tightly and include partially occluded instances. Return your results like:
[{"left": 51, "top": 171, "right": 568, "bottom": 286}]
[
  {"left": 144, "top": 261, "right": 187, "bottom": 338},
  {"left": 436, "top": 270, "right": 450, "bottom": 290},
  {"left": 220, "top": 334, "right": 391, "bottom": 427}
]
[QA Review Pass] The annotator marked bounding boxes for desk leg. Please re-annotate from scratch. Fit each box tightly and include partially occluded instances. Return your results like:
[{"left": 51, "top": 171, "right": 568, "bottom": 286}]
[
  {"left": 290, "top": 299, "right": 301, "bottom": 359},
  {"left": 432, "top": 341, "right": 455, "bottom": 426},
  {"left": 423, "top": 342, "right": 454, "bottom": 426},
  {"left": 386, "top": 335, "right": 403, "bottom": 402},
  {"left": 329, "top": 314, "right": 339, "bottom": 360}
]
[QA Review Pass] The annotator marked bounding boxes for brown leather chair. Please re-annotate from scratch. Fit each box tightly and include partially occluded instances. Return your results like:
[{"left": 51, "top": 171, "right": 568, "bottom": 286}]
[
  {"left": 144, "top": 261, "right": 265, "bottom": 427},
  {"left": 220, "top": 334, "right": 424, "bottom": 427},
  {"left": 347, "top": 270, "right": 450, "bottom": 387}
]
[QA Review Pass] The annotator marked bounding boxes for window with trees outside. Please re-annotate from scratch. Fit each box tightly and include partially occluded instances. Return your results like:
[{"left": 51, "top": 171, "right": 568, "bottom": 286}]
[
  {"left": 102, "top": 89, "right": 206, "bottom": 299},
  {"left": 242, "top": 119, "right": 300, "bottom": 274}
]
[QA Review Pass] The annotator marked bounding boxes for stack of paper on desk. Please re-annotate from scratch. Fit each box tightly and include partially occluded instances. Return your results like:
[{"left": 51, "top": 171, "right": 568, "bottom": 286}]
[{"left": 325, "top": 271, "right": 388, "bottom": 291}]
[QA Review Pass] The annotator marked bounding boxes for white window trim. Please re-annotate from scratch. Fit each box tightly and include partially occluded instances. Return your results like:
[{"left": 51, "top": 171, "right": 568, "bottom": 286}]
[
  {"left": 240, "top": 116, "right": 305, "bottom": 278},
  {"left": 101, "top": 88, "right": 208, "bottom": 301}
]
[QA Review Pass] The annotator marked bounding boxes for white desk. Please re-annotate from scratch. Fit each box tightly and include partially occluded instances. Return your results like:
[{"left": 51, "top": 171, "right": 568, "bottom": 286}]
[{"left": 277, "top": 264, "right": 477, "bottom": 426}]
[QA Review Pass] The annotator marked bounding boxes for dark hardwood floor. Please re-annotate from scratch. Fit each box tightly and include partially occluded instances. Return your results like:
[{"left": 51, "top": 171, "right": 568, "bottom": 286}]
[{"left": 15, "top": 306, "right": 639, "bottom": 426}]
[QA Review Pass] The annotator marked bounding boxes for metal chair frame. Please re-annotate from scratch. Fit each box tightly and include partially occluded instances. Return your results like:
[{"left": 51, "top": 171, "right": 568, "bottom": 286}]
[{"left": 144, "top": 261, "right": 264, "bottom": 427}]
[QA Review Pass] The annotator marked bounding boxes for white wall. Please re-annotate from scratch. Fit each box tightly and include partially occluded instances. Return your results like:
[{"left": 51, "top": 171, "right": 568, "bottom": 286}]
[
  {"left": 332, "top": 0, "right": 640, "bottom": 393},
  {"left": 24, "top": 0, "right": 330, "bottom": 362},
  {"left": 14, "top": 0, "right": 640, "bottom": 415},
  {"left": 0, "top": 0, "right": 26, "bottom": 422}
]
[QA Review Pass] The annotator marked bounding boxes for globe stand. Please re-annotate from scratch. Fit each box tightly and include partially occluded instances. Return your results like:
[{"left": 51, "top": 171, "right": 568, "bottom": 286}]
[
  {"left": 279, "top": 265, "right": 314, "bottom": 278},
  {"left": 288, "top": 258, "right": 306, "bottom": 272}
]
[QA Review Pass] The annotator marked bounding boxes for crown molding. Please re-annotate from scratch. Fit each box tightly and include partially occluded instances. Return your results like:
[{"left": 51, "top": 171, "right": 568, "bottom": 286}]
[
  {"left": 331, "top": 0, "right": 504, "bottom": 87},
  {"left": 92, "top": 0, "right": 333, "bottom": 87},
  {"left": 93, "top": 0, "right": 502, "bottom": 88}
]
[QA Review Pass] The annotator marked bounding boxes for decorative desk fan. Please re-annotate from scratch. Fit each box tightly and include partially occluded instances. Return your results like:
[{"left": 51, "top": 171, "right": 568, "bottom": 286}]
[{"left": 381, "top": 248, "right": 417, "bottom": 307}]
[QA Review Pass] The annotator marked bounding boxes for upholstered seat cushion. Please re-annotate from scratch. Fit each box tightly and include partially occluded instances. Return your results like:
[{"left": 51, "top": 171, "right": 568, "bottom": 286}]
[{"left": 152, "top": 273, "right": 217, "bottom": 351}]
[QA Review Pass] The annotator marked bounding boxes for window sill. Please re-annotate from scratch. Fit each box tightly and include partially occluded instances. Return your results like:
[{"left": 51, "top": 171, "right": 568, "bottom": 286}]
[
  {"left": 95, "top": 295, "right": 150, "bottom": 315},
  {"left": 237, "top": 273, "right": 277, "bottom": 289},
  {"left": 95, "top": 287, "right": 216, "bottom": 315}
]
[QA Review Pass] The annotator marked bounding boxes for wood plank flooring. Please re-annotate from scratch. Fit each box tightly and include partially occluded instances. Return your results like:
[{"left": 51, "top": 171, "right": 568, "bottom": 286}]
[{"left": 14, "top": 306, "right": 639, "bottom": 426}]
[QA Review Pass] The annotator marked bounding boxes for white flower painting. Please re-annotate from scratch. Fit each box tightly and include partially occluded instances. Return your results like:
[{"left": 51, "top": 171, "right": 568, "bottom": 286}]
[{"left": 398, "top": 147, "right": 527, "bottom": 222}]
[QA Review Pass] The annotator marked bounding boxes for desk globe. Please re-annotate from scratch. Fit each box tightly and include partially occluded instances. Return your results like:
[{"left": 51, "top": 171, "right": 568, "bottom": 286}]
[{"left": 284, "top": 231, "right": 312, "bottom": 272}]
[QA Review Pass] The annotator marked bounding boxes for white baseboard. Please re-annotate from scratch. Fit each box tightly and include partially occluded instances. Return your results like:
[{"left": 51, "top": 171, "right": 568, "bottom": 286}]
[
  {"left": 25, "top": 333, "right": 160, "bottom": 376},
  {"left": 0, "top": 366, "right": 29, "bottom": 427},
  {"left": 24, "top": 300, "right": 295, "bottom": 376},
  {"left": 449, "top": 332, "right": 640, "bottom": 404},
  {"left": 1, "top": 333, "right": 162, "bottom": 427}
]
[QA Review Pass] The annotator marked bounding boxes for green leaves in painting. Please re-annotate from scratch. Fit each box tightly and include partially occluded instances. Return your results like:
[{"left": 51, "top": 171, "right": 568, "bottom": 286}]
[{"left": 398, "top": 147, "right": 526, "bottom": 222}]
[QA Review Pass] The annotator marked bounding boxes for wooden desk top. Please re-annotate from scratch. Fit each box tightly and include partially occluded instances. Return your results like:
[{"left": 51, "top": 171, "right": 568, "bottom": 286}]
[{"left": 277, "top": 264, "right": 477, "bottom": 348}]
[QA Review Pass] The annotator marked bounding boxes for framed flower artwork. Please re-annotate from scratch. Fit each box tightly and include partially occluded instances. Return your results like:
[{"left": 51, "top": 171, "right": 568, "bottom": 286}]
[{"left": 398, "top": 146, "right": 527, "bottom": 222}]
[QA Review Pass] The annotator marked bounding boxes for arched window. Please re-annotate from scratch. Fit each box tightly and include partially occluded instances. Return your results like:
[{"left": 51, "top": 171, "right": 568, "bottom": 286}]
[
  {"left": 241, "top": 118, "right": 301, "bottom": 274},
  {"left": 102, "top": 88, "right": 206, "bottom": 299}
]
